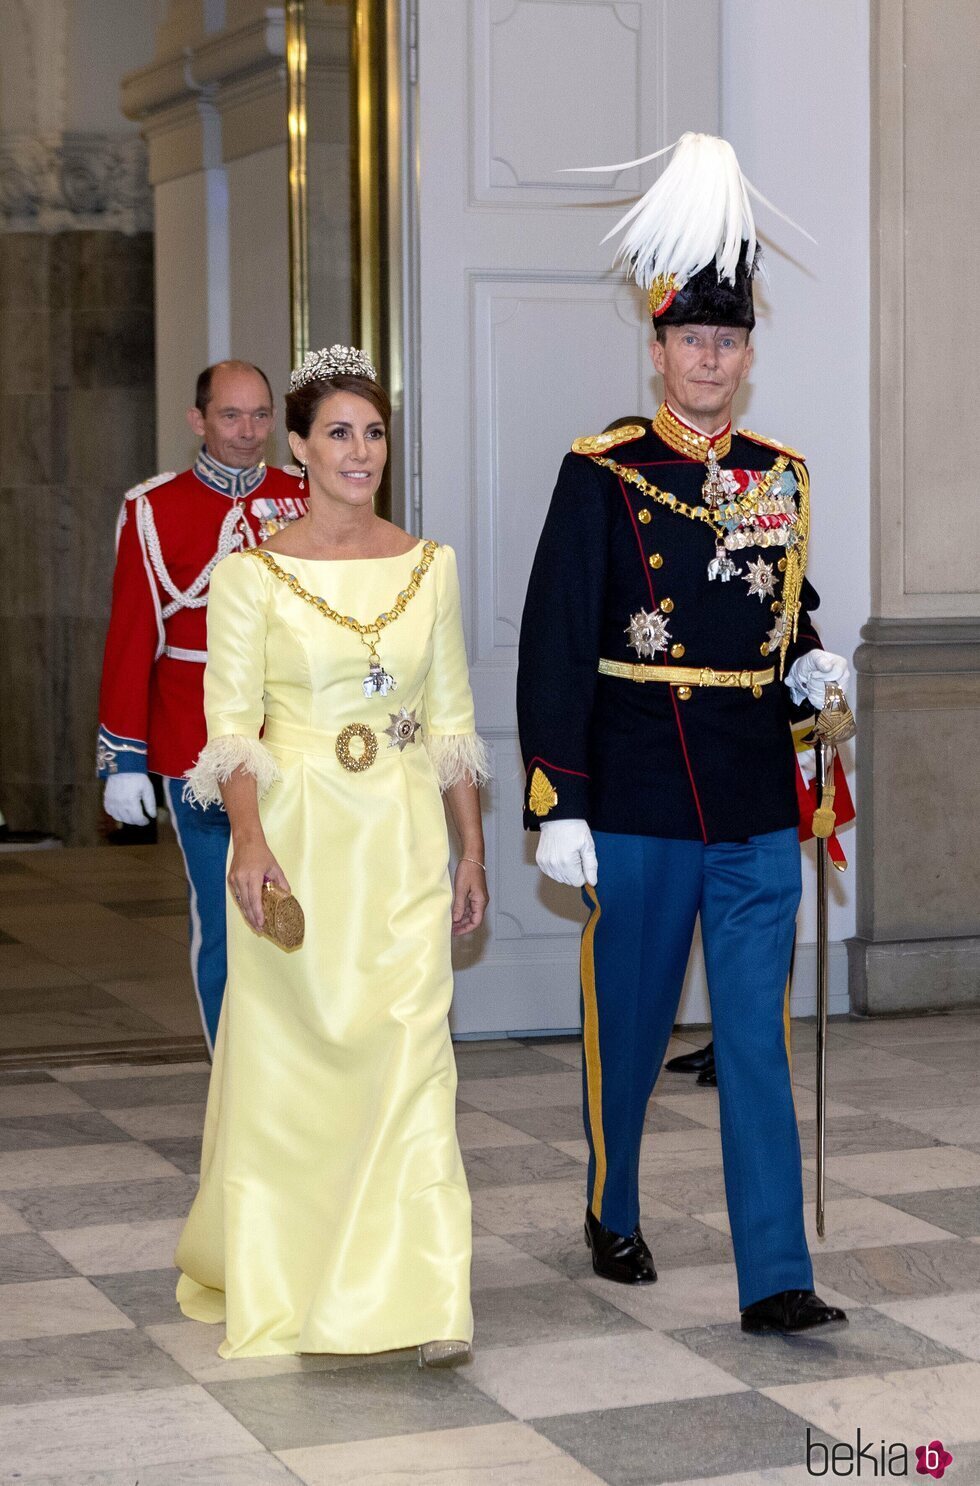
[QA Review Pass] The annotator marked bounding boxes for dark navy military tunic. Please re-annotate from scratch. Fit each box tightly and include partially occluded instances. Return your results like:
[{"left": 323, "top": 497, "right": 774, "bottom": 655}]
[{"left": 517, "top": 419, "right": 822, "bottom": 843}]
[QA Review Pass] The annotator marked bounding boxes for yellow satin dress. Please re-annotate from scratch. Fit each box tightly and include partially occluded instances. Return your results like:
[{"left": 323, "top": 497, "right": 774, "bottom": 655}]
[{"left": 175, "top": 540, "right": 487, "bottom": 1358}]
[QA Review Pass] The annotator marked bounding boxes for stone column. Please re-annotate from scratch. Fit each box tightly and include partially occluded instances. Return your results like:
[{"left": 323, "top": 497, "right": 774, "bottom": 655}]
[
  {"left": 0, "top": 0, "right": 157, "bottom": 845},
  {"left": 121, "top": 0, "right": 350, "bottom": 472},
  {"left": 848, "top": 1, "right": 980, "bottom": 1013}
]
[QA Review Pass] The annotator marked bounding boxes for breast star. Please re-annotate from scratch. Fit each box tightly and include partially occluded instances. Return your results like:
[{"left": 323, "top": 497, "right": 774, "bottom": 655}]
[
  {"left": 625, "top": 609, "right": 671, "bottom": 658},
  {"left": 742, "top": 557, "right": 777, "bottom": 602},
  {"left": 384, "top": 706, "right": 421, "bottom": 751}
]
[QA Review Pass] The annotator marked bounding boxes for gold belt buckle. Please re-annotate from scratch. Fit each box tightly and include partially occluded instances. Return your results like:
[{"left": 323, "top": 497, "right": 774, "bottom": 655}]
[
  {"left": 699, "top": 667, "right": 716, "bottom": 688},
  {"left": 335, "top": 722, "right": 378, "bottom": 773}
]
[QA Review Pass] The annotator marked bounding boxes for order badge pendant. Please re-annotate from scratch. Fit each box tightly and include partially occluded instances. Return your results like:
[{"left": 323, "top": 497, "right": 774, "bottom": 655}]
[
  {"left": 707, "top": 542, "right": 740, "bottom": 582},
  {"left": 363, "top": 662, "right": 397, "bottom": 699},
  {"left": 701, "top": 450, "right": 738, "bottom": 510}
]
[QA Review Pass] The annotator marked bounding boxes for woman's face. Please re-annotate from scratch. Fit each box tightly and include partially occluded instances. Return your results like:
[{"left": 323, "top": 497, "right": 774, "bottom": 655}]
[{"left": 290, "top": 390, "right": 387, "bottom": 510}]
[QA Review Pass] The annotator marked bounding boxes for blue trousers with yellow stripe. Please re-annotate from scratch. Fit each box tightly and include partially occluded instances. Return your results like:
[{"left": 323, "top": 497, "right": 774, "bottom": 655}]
[
  {"left": 582, "top": 828, "right": 813, "bottom": 1310},
  {"left": 164, "top": 777, "right": 229, "bottom": 1055}
]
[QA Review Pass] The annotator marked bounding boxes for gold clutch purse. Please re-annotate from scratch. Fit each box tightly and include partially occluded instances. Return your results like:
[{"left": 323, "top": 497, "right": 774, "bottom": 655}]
[{"left": 261, "top": 882, "right": 305, "bottom": 950}]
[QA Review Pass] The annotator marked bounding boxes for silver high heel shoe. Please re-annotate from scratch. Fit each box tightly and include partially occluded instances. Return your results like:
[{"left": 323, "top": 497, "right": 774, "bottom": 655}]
[{"left": 417, "top": 1339, "right": 470, "bottom": 1368}]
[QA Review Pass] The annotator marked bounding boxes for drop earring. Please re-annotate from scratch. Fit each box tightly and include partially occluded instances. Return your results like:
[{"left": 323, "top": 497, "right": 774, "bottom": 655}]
[{"left": 299, "top": 462, "right": 307, "bottom": 491}]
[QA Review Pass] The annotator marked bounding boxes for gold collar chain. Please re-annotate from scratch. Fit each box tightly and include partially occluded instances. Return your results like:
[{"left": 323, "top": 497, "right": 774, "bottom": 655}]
[
  {"left": 587, "top": 454, "right": 789, "bottom": 541},
  {"left": 247, "top": 539, "right": 438, "bottom": 642},
  {"left": 247, "top": 540, "right": 439, "bottom": 698},
  {"left": 653, "top": 402, "right": 732, "bottom": 462}
]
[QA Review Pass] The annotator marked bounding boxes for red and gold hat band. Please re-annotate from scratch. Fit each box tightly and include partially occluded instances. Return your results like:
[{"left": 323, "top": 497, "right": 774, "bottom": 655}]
[{"left": 648, "top": 273, "right": 680, "bottom": 318}]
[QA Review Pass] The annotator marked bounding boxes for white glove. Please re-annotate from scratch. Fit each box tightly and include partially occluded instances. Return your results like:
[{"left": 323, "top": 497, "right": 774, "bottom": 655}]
[
  {"left": 104, "top": 773, "right": 157, "bottom": 825},
  {"left": 786, "top": 649, "right": 851, "bottom": 710},
  {"left": 537, "top": 819, "right": 598, "bottom": 887}
]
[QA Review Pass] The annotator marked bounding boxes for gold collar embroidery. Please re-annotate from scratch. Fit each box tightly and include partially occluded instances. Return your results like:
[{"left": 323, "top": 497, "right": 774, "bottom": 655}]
[{"left": 653, "top": 402, "right": 732, "bottom": 462}]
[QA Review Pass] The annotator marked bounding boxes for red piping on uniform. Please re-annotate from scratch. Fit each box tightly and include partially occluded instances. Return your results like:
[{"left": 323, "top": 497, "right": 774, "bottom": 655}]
[
  {"left": 616, "top": 477, "right": 709, "bottom": 844},
  {"left": 526, "top": 756, "right": 589, "bottom": 780},
  {"left": 665, "top": 688, "right": 708, "bottom": 844},
  {"left": 617, "top": 481, "right": 659, "bottom": 612}
]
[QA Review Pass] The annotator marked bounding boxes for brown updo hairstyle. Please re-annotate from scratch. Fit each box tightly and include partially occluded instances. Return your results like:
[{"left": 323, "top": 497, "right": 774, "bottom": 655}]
[{"left": 284, "top": 374, "right": 392, "bottom": 440}]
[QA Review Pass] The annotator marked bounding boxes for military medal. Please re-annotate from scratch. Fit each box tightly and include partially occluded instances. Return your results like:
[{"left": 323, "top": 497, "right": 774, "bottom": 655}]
[
  {"left": 626, "top": 609, "right": 671, "bottom": 657},
  {"left": 765, "top": 614, "right": 787, "bottom": 653}
]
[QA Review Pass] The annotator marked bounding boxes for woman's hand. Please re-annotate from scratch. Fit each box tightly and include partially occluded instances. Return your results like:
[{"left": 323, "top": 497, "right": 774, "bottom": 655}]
[
  {"left": 228, "top": 834, "right": 290, "bottom": 933},
  {"left": 451, "top": 859, "right": 489, "bottom": 937}
]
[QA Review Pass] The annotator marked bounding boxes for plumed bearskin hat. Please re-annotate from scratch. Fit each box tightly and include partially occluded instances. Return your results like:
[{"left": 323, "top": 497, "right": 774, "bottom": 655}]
[{"left": 568, "top": 132, "right": 811, "bottom": 330}]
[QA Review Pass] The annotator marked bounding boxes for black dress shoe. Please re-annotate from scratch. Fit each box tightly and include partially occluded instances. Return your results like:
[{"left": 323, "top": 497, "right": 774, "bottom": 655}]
[
  {"left": 584, "top": 1208, "right": 656, "bottom": 1285},
  {"left": 665, "top": 1041, "right": 714, "bottom": 1074},
  {"left": 697, "top": 1061, "right": 717, "bottom": 1087},
  {"left": 741, "top": 1289, "right": 848, "bottom": 1334}
]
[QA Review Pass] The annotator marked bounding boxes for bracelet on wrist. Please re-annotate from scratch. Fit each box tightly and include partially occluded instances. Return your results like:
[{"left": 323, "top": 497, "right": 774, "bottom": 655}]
[{"left": 460, "top": 856, "right": 487, "bottom": 872}]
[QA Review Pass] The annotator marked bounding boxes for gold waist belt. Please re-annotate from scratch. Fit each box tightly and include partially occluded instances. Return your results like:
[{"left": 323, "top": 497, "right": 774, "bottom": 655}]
[
  {"left": 598, "top": 659, "right": 776, "bottom": 689},
  {"left": 263, "top": 717, "right": 422, "bottom": 773}
]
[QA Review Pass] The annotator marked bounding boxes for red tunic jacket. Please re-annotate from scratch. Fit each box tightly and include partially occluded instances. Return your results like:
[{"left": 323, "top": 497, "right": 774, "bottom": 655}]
[{"left": 97, "top": 451, "right": 306, "bottom": 781}]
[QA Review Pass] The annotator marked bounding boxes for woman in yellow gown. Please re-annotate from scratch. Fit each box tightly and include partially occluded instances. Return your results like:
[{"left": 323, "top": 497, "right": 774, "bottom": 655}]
[{"left": 175, "top": 346, "right": 490, "bottom": 1361}]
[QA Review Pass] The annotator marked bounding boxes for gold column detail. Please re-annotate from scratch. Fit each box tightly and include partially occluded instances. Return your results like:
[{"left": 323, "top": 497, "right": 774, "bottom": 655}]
[
  {"left": 351, "top": 0, "right": 411, "bottom": 522},
  {"left": 285, "top": 0, "right": 310, "bottom": 367},
  {"left": 351, "top": 0, "right": 385, "bottom": 375}
]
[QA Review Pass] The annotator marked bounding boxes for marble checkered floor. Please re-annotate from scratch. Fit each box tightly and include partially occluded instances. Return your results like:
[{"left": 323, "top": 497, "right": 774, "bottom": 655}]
[
  {"left": 1, "top": 1016, "right": 980, "bottom": 1484},
  {"left": 0, "top": 846, "right": 206, "bottom": 1063}
]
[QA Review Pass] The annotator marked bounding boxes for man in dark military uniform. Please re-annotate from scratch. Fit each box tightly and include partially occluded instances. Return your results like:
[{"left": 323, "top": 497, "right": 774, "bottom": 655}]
[{"left": 517, "top": 134, "right": 849, "bottom": 1333}]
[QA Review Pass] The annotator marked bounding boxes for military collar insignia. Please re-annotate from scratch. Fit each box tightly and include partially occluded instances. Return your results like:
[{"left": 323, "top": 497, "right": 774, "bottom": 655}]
[
  {"left": 736, "top": 428, "right": 805, "bottom": 461},
  {"left": 653, "top": 402, "right": 732, "bottom": 462},
  {"left": 571, "top": 424, "right": 646, "bottom": 457},
  {"left": 194, "top": 447, "right": 268, "bottom": 499}
]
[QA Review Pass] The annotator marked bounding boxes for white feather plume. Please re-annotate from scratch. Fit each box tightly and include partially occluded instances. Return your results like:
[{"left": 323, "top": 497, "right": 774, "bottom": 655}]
[{"left": 566, "top": 133, "right": 814, "bottom": 291}]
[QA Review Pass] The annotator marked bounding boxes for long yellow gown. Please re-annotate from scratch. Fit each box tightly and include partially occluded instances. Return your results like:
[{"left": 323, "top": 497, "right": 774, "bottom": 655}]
[{"left": 175, "top": 540, "right": 488, "bottom": 1358}]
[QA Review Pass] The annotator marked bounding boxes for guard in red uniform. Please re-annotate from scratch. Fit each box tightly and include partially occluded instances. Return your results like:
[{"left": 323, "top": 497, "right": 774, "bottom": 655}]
[{"left": 98, "top": 361, "right": 306, "bottom": 1050}]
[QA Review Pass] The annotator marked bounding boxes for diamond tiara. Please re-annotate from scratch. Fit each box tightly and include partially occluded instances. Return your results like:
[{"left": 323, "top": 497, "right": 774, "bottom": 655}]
[{"left": 289, "top": 344, "right": 378, "bottom": 391}]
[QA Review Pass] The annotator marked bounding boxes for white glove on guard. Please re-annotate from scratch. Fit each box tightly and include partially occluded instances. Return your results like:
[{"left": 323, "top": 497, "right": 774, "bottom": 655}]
[
  {"left": 104, "top": 772, "right": 157, "bottom": 825},
  {"left": 786, "top": 649, "right": 851, "bottom": 711},
  {"left": 537, "top": 818, "right": 598, "bottom": 887}
]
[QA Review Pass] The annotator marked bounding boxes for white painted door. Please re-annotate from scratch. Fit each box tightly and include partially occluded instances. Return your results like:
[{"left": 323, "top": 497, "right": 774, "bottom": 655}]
[{"left": 414, "top": 0, "right": 721, "bottom": 1033}]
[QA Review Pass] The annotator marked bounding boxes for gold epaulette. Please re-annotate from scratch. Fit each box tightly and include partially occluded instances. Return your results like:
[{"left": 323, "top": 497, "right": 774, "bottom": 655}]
[
  {"left": 571, "top": 423, "right": 646, "bottom": 457},
  {"left": 736, "top": 428, "right": 805, "bottom": 461}
]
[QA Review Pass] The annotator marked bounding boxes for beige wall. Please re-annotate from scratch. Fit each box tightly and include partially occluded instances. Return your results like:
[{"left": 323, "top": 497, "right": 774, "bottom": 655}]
[{"left": 0, "top": 1, "right": 158, "bottom": 843}]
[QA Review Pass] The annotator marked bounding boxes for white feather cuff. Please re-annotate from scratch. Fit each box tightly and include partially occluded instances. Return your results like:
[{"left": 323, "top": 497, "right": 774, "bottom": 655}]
[
  {"left": 182, "top": 735, "right": 282, "bottom": 808},
  {"left": 425, "top": 732, "right": 493, "bottom": 792}
]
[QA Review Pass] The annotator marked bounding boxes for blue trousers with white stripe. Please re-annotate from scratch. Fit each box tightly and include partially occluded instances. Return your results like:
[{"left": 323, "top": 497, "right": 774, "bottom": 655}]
[
  {"left": 164, "top": 778, "right": 230, "bottom": 1054},
  {"left": 581, "top": 827, "right": 813, "bottom": 1310}
]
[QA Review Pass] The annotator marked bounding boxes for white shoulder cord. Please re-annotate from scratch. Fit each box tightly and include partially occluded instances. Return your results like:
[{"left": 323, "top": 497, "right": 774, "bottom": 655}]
[{"left": 141, "top": 501, "right": 250, "bottom": 619}]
